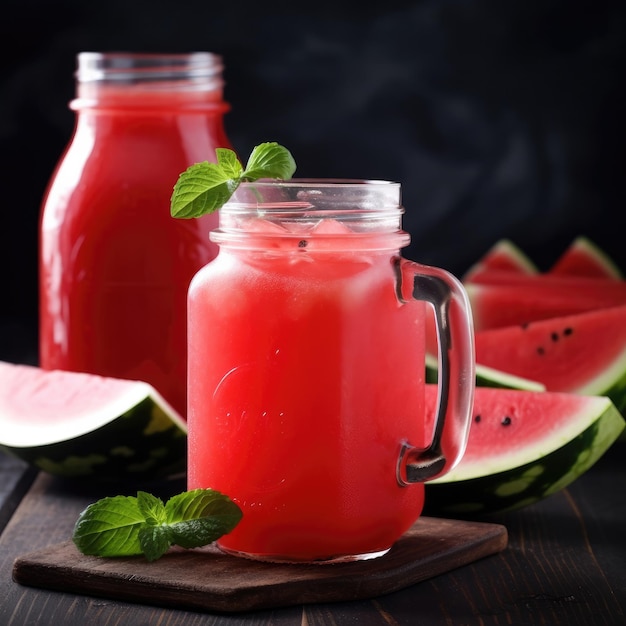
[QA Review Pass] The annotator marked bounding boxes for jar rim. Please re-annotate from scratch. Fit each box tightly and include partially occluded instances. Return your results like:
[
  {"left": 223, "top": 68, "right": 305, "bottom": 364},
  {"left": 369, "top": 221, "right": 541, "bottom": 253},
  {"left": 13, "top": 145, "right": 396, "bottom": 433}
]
[
  {"left": 214, "top": 178, "right": 406, "bottom": 247},
  {"left": 224, "top": 178, "right": 402, "bottom": 214},
  {"left": 236, "top": 178, "right": 399, "bottom": 188},
  {"left": 75, "top": 51, "right": 224, "bottom": 83}
]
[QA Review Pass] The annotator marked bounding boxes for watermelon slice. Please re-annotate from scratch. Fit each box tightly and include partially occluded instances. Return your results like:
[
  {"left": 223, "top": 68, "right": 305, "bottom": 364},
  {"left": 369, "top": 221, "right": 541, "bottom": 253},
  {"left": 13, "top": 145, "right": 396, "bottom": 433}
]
[
  {"left": 463, "top": 239, "right": 538, "bottom": 282},
  {"left": 424, "top": 385, "right": 624, "bottom": 515},
  {"left": 466, "top": 269, "right": 626, "bottom": 290},
  {"left": 0, "top": 361, "right": 187, "bottom": 482},
  {"left": 474, "top": 305, "right": 626, "bottom": 413},
  {"left": 425, "top": 353, "right": 545, "bottom": 391},
  {"left": 550, "top": 236, "right": 622, "bottom": 279},
  {"left": 465, "top": 275, "right": 626, "bottom": 330}
]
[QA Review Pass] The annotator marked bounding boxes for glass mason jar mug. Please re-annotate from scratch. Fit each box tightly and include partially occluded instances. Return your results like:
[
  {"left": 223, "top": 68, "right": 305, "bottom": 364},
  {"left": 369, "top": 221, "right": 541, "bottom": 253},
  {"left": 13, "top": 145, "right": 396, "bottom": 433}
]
[{"left": 187, "top": 179, "right": 475, "bottom": 563}]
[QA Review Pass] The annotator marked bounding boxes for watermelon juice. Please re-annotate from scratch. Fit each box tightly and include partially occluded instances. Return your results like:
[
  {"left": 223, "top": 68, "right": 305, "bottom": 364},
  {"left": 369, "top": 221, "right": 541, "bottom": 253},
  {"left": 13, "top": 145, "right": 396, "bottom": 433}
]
[
  {"left": 39, "top": 53, "right": 231, "bottom": 416},
  {"left": 187, "top": 180, "right": 475, "bottom": 562}
]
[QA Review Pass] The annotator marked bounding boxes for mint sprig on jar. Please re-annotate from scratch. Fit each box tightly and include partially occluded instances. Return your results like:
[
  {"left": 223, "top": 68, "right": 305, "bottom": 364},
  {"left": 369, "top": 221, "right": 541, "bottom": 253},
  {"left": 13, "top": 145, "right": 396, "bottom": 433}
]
[{"left": 170, "top": 142, "right": 297, "bottom": 218}]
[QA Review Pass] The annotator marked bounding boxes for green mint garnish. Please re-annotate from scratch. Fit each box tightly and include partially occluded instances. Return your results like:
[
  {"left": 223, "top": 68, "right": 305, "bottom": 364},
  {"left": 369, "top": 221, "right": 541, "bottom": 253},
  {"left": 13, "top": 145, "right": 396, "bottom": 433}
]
[
  {"left": 170, "top": 141, "right": 296, "bottom": 219},
  {"left": 72, "top": 488, "right": 242, "bottom": 561}
]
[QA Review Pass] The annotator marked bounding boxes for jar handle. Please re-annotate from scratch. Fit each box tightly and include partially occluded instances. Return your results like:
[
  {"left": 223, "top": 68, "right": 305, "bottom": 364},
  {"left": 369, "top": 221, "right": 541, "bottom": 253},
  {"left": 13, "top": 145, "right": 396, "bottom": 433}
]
[{"left": 394, "top": 258, "right": 475, "bottom": 485}]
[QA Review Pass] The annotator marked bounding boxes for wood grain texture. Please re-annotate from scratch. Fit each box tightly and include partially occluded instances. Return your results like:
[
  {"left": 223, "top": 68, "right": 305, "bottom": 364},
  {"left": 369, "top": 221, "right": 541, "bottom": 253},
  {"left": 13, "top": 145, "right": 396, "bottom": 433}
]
[
  {"left": 12, "top": 517, "right": 507, "bottom": 613},
  {"left": 1, "top": 445, "right": 625, "bottom": 625},
  {"left": 0, "top": 451, "right": 37, "bottom": 533}
]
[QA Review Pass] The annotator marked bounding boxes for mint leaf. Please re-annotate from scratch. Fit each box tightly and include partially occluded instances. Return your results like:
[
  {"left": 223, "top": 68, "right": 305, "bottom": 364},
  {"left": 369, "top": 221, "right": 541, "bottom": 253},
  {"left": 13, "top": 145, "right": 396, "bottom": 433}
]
[
  {"left": 139, "top": 525, "right": 172, "bottom": 562},
  {"left": 170, "top": 142, "right": 296, "bottom": 219},
  {"left": 73, "top": 495, "right": 146, "bottom": 557},
  {"left": 216, "top": 147, "right": 244, "bottom": 179},
  {"left": 136, "top": 491, "right": 166, "bottom": 525},
  {"left": 242, "top": 142, "right": 297, "bottom": 180},
  {"left": 165, "top": 488, "right": 243, "bottom": 549},
  {"left": 72, "top": 489, "right": 242, "bottom": 561},
  {"left": 170, "top": 161, "right": 237, "bottom": 218}
]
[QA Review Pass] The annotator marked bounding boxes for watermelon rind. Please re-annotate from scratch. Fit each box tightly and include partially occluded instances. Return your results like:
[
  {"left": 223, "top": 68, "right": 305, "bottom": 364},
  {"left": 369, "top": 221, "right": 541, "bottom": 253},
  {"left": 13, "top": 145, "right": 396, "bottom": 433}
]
[
  {"left": 550, "top": 236, "right": 623, "bottom": 279},
  {"left": 463, "top": 239, "right": 538, "bottom": 282},
  {"left": 474, "top": 306, "right": 626, "bottom": 416},
  {"left": 425, "top": 353, "right": 545, "bottom": 391},
  {"left": 564, "top": 344, "right": 626, "bottom": 415},
  {"left": 424, "top": 393, "right": 624, "bottom": 515},
  {"left": 0, "top": 362, "right": 187, "bottom": 483}
]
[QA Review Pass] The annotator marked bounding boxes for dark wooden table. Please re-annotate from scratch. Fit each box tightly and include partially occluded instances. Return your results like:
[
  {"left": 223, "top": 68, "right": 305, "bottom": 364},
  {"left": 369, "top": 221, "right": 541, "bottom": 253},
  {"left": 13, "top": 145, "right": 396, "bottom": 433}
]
[{"left": 1, "top": 442, "right": 624, "bottom": 626}]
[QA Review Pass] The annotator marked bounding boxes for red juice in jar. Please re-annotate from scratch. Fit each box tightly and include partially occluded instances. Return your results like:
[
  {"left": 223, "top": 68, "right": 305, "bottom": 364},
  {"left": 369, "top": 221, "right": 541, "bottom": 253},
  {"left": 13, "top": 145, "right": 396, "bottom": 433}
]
[
  {"left": 187, "top": 180, "right": 475, "bottom": 562},
  {"left": 39, "top": 53, "right": 231, "bottom": 416}
]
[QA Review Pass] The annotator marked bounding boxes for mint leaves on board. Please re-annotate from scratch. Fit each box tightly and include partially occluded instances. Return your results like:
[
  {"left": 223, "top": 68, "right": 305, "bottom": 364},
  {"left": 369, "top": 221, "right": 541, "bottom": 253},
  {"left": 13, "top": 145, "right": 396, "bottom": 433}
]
[
  {"left": 170, "top": 141, "right": 296, "bottom": 219},
  {"left": 73, "top": 488, "right": 242, "bottom": 561}
]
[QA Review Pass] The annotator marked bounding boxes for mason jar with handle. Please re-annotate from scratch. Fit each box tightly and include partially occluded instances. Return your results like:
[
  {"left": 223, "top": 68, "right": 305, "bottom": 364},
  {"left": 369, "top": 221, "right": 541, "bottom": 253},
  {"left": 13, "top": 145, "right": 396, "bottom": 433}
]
[
  {"left": 186, "top": 179, "right": 475, "bottom": 563},
  {"left": 39, "top": 52, "right": 232, "bottom": 417}
]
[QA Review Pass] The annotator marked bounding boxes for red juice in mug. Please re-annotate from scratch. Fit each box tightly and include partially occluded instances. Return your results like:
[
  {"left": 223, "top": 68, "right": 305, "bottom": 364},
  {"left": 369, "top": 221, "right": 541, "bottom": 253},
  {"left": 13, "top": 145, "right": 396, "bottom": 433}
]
[
  {"left": 187, "top": 180, "right": 475, "bottom": 562},
  {"left": 39, "top": 53, "right": 231, "bottom": 416}
]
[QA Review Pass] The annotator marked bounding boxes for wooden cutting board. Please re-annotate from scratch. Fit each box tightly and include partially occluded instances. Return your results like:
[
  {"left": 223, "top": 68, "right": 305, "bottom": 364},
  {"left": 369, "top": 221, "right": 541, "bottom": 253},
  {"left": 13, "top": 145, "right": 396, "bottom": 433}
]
[{"left": 13, "top": 516, "right": 507, "bottom": 613}]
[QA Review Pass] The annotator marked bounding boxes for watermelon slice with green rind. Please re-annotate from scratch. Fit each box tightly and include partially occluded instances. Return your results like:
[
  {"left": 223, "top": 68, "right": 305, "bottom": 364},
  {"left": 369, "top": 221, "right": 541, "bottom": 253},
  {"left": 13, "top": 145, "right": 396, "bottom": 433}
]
[
  {"left": 463, "top": 239, "right": 538, "bottom": 282},
  {"left": 550, "top": 236, "right": 622, "bottom": 279},
  {"left": 474, "top": 305, "right": 626, "bottom": 414},
  {"left": 465, "top": 274, "right": 626, "bottom": 330},
  {"left": 425, "top": 353, "right": 545, "bottom": 391},
  {"left": 0, "top": 361, "right": 187, "bottom": 483},
  {"left": 424, "top": 385, "right": 624, "bottom": 515}
]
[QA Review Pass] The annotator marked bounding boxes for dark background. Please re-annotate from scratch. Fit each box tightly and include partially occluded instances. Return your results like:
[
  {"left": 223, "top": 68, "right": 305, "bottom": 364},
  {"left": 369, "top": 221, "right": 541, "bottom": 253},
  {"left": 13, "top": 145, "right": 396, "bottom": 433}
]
[{"left": 2, "top": 0, "right": 625, "bottom": 365}]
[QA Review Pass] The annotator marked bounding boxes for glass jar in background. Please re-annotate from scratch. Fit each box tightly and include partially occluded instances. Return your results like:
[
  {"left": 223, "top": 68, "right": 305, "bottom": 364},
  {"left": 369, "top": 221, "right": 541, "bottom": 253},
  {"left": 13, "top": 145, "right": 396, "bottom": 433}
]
[{"left": 39, "top": 52, "right": 232, "bottom": 417}]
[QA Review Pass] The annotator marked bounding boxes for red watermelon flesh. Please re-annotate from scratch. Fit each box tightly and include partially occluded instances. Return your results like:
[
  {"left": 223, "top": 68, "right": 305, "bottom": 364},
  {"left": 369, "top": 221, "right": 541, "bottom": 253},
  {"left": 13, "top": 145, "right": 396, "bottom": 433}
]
[
  {"left": 424, "top": 384, "right": 623, "bottom": 482},
  {"left": 463, "top": 239, "right": 538, "bottom": 282},
  {"left": 0, "top": 360, "right": 187, "bottom": 482},
  {"left": 474, "top": 305, "right": 626, "bottom": 400},
  {"left": 466, "top": 270, "right": 626, "bottom": 290},
  {"left": 465, "top": 276, "right": 626, "bottom": 330},
  {"left": 549, "top": 236, "right": 622, "bottom": 279}
]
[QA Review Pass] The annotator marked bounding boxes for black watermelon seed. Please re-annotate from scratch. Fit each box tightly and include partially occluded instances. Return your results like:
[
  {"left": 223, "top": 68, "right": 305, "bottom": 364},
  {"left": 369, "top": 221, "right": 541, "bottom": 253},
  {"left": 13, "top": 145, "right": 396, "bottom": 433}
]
[
  {"left": 563, "top": 327, "right": 573, "bottom": 336},
  {"left": 298, "top": 240, "right": 308, "bottom": 248},
  {"left": 551, "top": 332, "right": 559, "bottom": 342},
  {"left": 501, "top": 416, "right": 512, "bottom": 426},
  {"left": 474, "top": 415, "right": 481, "bottom": 423}
]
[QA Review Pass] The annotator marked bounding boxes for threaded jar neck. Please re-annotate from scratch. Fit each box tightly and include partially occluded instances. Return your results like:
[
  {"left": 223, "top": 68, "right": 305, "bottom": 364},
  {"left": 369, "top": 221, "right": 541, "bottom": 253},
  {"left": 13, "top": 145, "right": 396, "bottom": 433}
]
[
  {"left": 72, "top": 52, "right": 226, "bottom": 110},
  {"left": 210, "top": 179, "right": 411, "bottom": 252}
]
